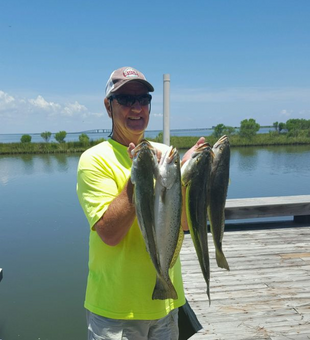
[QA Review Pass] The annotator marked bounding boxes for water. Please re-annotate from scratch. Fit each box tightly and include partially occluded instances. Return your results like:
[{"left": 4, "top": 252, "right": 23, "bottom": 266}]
[
  {"left": 0, "top": 127, "right": 273, "bottom": 143},
  {"left": 0, "top": 145, "right": 310, "bottom": 339}
]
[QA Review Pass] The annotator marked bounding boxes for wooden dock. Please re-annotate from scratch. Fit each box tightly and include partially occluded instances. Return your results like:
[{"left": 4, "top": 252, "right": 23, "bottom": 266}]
[
  {"left": 225, "top": 195, "right": 310, "bottom": 222},
  {"left": 180, "top": 222, "right": 310, "bottom": 340}
]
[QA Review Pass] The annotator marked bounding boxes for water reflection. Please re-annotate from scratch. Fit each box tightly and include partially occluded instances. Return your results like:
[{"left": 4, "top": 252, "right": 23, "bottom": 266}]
[
  {"left": 0, "top": 155, "right": 78, "bottom": 189},
  {"left": 233, "top": 147, "right": 259, "bottom": 173},
  {"left": 42, "top": 154, "right": 53, "bottom": 174},
  {"left": 54, "top": 154, "right": 69, "bottom": 172},
  {"left": 20, "top": 154, "right": 35, "bottom": 174}
]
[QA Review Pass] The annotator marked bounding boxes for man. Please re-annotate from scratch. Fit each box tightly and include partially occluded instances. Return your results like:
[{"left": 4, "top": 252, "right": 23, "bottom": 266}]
[{"left": 77, "top": 66, "right": 204, "bottom": 340}]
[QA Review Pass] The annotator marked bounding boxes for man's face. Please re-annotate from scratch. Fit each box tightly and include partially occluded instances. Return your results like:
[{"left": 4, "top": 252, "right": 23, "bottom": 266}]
[{"left": 107, "top": 81, "right": 151, "bottom": 145}]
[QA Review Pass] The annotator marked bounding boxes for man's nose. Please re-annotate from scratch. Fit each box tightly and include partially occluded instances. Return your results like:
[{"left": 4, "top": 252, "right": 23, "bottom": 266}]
[{"left": 131, "top": 100, "right": 142, "bottom": 111}]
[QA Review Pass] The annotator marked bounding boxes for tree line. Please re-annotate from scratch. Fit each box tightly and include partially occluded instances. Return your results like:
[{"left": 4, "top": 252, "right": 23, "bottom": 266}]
[
  {"left": 20, "top": 131, "right": 91, "bottom": 146},
  {"left": 212, "top": 118, "right": 310, "bottom": 139},
  {"left": 18, "top": 118, "right": 310, "bottom": 145}
]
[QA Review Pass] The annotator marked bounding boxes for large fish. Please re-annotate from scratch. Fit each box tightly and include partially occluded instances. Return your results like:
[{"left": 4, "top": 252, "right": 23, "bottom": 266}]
[
  {"left": 153, "top": 146, "right": 183, "bottom": 300},
  {"left": 181, "top": 143, "right": 214, "bottom": 303},
  {"left": 131, "top": 140, "right": 163, "bottom": 282},
  {"left": 208, "top": 135, "right": 230, "bottom": 270}
]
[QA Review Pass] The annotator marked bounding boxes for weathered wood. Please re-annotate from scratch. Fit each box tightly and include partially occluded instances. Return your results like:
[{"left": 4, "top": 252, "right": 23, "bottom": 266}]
[
  {"left": 225, "top": 195, "right": 310, "bottom": 220},
  {"left": 180, "top": 223, "right": 310, "bottom": 339}
]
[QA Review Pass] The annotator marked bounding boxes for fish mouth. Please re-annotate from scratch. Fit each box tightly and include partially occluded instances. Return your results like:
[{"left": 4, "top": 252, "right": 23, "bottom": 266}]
[
  {"left": 159, "top": 146, "right": 176, "bottom": 165},
  {"left": 196, "top": 142, "right": 212, "bottom": 152},
  {"left": 213, "top": 135, "right": 229, "bottom": 149},
  {"left": 166, "top": 147, "right": 178, "bottom": 164},
  {"left": 193, "top": 142, "right": 214, "bottom": 158},
  {"left": 131, "top": 139, "right": 155, "bottom": 157},
  {"left": 191, "top": 145, "right": 215, "bottom": 163}
]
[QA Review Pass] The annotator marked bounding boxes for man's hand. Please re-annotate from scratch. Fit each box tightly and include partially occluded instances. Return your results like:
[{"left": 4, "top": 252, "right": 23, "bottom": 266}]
[{"left": 127, "top": 143, "right": 135, "bottom": 159}]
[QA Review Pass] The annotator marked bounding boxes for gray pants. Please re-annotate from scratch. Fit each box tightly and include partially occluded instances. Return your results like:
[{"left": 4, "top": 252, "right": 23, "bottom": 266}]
[{"left": 86, "top": 309, "right": 179, "bottom": 340}]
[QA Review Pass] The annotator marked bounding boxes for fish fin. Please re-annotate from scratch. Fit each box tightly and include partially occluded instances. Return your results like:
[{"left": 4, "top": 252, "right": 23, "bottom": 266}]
[
  {"left": 170, "top": 226, "right": 184, "bottom": 268},
  {"left": 152, "top": 276, "right": 178, "bottom": 300},
  {"left": 216, "top": 249, "right": 230, "bottom": 271}
]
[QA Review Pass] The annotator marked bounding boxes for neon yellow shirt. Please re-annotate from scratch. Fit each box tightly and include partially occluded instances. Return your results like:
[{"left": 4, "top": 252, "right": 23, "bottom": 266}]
[{"left": 76, "top": 139, "right": 185, "bottom": 320}]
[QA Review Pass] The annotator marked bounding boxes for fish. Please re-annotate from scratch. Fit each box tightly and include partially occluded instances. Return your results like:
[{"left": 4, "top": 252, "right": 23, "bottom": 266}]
[
  {"left": 153, "top": 146, "right": 183, "bottom": 300},
  {"left": 181, "top": 143, "right": 214, "bottom": 304},
  {"left": 131, "top": 140, "right": 163, "bottom": 282},
  {"left": 208, "top": 135, "right": 230, "bottom": 271}
]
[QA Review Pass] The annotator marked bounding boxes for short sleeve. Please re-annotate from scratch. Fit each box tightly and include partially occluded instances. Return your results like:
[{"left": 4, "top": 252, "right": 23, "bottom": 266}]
[{"left": 77, "top": 150, "right": 118, "bottom": 229}]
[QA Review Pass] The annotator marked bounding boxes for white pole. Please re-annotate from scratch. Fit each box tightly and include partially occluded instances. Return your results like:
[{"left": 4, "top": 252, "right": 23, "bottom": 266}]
[{"left": 163, "top": 74, "right": 170, "bottom": 146}]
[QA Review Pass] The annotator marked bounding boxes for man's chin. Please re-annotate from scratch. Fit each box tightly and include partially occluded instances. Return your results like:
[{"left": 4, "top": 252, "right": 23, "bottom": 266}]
[{"left": 127, "top": 120, "right": 147, "bottom": 133}]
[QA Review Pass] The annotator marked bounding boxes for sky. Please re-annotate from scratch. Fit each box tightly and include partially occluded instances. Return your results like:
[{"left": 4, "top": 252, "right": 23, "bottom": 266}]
[{"left": 1, "top": 0, "right": 310, "bottom": 134}]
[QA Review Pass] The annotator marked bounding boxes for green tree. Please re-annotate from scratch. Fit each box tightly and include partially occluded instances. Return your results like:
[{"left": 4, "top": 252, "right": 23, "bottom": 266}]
[
  {"left": 239, "top": 119, "right": 260, "bottom": 139},
  {"left": 212, "top": 124, "right": 226, "bottom": 138},
  {"left": 20, "top": 134, "right": 32, "bottom": 143},
  {"left": 278, "top": 122, "right": 286, "bottom": 132},
  {"left": 286, "top": 119, "right": 310, "bottom": 137},
  {"left": 79, "top": 133, "right": 90, "bottom": 147},
  {"left": 222, "top": 126, "right": 236, "bottom": 137},
  {"left": 55, "top": 131, "right": 67, "bottom": 143},
  {"left": 154, "top": 131, "right": 163, "bottom": 143},
  {"left": 41, "top": 131, "right": 52, "bottom": 142},
  {"left": 273, "top": 121, "right": 279, "bottom": 132}
]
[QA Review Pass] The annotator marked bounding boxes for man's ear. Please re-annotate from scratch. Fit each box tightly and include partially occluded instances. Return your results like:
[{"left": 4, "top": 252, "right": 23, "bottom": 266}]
[{"left": 104, "top": 98, "right": 112, "bottom": 118}]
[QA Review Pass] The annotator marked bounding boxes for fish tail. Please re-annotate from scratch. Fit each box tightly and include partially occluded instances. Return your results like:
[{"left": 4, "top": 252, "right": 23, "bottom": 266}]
[
  {"left": 207, "top": 280, "right": 211, "bottom": 306},
  {"left": 152, "top": 276, "right": 178, "bottom": 300},
  {"left": 216, "top": 249, "right": 230, "bottom": 271}
]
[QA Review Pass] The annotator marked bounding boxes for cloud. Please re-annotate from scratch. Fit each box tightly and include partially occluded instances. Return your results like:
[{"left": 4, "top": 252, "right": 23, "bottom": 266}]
[
  {"left": 280, "top": 109, "right": 292, "bottom": 117},
  {"left": 0, "top": 91, "right": 91, "bottom": 120},
  {"left": 0, "top": 90, "right": 15, "bottom": 105},
  {"left": 0, "top": 90, "right": 109, "bottom": 133},
  {"left": 28, "top": 95, "right": 62, "bottom": 111},
  {"left": 62, "top": 101, "right": 87, "bottom": 117}
]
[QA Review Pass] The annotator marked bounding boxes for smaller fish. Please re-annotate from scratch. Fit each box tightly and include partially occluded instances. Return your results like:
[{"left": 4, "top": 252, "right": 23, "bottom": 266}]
[
  {"left": 153, "top": 146, "right": 183, "bottom": 300},
  {"left": 181, "top": 143, "right": 214, "bottom": 304},
  {"left": 208, "top": 135, "right": 230, "bottom": 271}
]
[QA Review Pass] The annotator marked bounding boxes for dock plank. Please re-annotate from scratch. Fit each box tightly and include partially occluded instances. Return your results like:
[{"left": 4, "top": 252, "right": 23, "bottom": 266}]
[
  {"left": 180, "top": 223, "right": 310, "bottom": 339},
  {"left": 225, "top": 195, "right": 310, "bottom": 220}
]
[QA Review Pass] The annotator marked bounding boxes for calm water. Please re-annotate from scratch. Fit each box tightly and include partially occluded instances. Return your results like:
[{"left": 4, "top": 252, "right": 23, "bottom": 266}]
[{"left": 0, "top": 145, "right": 310, "bottom": 339}]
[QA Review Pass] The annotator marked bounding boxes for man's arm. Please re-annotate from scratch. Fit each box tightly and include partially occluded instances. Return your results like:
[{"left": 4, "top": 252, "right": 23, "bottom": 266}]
[{"left": 94, "top": 179, "right": 135, "bottom": 246}]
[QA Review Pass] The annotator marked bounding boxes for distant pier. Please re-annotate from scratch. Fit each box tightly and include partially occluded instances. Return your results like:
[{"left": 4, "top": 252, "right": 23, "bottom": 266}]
[{"left": 74, "top": 129, "right": 112, "bottom": 134}]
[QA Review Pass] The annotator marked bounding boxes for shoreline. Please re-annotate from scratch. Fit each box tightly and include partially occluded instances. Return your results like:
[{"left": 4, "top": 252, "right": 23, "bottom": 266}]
[{"left": 1, "top": 134, "right": 310, "bottom": 155}]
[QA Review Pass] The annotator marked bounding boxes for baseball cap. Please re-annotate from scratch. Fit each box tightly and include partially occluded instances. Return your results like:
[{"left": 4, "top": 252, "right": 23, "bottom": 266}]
[{"left": 105, "top": 66, "right": 154, "bottom": 98}]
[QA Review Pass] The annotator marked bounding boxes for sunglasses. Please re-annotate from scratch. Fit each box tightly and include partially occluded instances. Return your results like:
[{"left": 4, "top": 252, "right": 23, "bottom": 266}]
[{"left": 109, "top": 94, "right": 152, "bottom": 107}]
